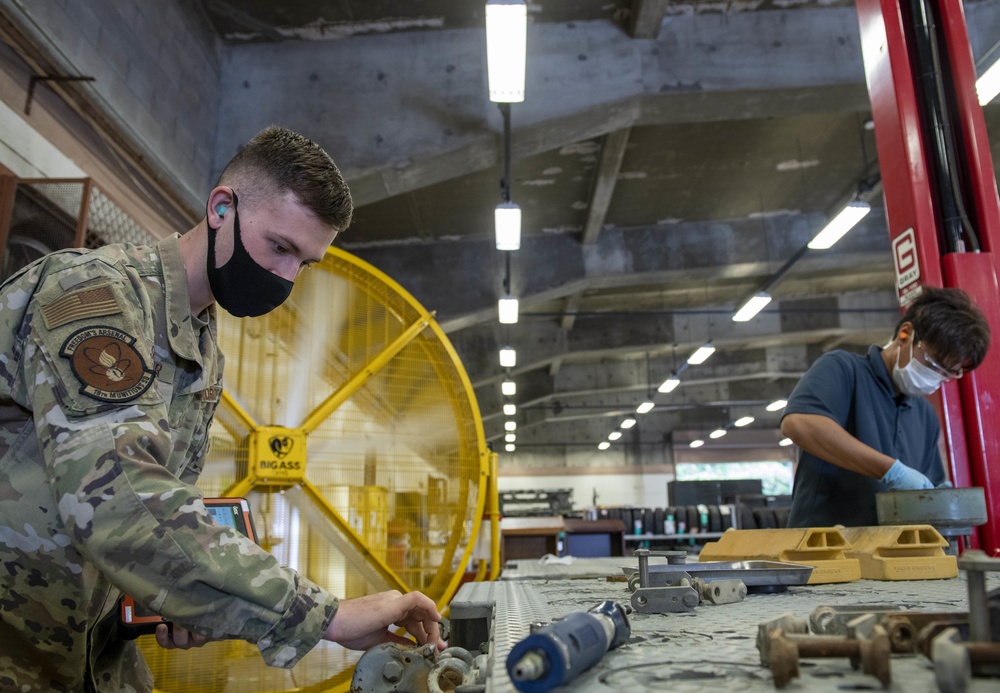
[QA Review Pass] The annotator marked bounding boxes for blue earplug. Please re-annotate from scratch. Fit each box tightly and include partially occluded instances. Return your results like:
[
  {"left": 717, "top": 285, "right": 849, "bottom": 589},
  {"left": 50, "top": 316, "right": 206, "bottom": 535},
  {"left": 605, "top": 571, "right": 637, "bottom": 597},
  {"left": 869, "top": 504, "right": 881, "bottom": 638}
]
[{"left": 216, "top": 204, "right": 228, "bottom": 215}]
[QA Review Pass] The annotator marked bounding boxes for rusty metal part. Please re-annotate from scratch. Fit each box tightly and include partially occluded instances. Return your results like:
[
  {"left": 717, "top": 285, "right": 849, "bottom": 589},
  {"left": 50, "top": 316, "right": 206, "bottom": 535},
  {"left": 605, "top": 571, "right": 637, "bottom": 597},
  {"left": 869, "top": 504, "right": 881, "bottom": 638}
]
[
  {"left": 917, "top": 620, "right": 972, "bottom": 659},
  {"left": 879, "top": 614, "right": 920, "bottom": 653},
  {"left": 757, "top": 613, "right": 810, "bottom": 666},
  {"left": 764, "top": 625, "right": 892, "bottom": 689},
  {"left": 429, "top": 647, "right": 487, "bottom": 693},
  {"left": 810, "top": 604, "right": 970, "bottom": 653},
  {"left": 932, "top": 627, "right": 1000, "bottom": 693}
]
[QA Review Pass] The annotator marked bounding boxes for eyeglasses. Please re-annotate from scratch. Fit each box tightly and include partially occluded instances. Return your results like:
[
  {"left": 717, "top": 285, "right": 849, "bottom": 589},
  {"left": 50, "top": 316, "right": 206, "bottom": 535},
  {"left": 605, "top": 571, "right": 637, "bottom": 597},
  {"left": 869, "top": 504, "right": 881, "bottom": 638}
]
[{"left": 915, "top": 342, "right": 964, "bottom": 380}]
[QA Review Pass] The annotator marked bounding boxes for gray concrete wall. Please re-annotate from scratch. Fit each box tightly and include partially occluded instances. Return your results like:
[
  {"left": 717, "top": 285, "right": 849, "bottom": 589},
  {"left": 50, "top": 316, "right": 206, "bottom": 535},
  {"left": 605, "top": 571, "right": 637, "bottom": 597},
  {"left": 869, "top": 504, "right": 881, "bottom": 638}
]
[
  {"left": 212, "top": 8, "right": 867, "bottom": 194},
  {"left": 968, "top": 0, "right": 1000, "bottom": 65},
  {"left": 0, "top": 0, "right": 221, "bottom": 206}
]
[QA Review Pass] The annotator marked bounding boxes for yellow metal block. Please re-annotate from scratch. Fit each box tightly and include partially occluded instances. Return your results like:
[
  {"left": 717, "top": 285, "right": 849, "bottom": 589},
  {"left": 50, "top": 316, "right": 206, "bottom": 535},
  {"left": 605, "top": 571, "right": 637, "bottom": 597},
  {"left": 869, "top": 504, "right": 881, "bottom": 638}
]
[
  {"left": 699, "top": 527, "right": 861, "bottom": 584},
  {"left": 839, "top": 525, "right": 957, "bottom": 580},
  {"left": 248, "top": 426, "right": 306, "bottom": 483}
]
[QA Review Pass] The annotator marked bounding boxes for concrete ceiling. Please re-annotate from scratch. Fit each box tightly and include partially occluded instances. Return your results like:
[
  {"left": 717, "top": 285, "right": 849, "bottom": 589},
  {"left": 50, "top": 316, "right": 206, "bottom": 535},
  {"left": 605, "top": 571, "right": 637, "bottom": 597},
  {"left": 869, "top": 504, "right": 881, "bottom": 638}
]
[{"left": 192, "top": 0, "right": 1000, "bottom": 465}]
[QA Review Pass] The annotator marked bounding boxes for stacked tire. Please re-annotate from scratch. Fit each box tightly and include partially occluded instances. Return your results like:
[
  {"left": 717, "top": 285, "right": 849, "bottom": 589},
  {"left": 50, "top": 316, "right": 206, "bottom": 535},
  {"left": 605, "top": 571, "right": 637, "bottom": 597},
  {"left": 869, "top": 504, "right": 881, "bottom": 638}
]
[{"left": 600, "top": 503, "right": 789, "bottom": 533}]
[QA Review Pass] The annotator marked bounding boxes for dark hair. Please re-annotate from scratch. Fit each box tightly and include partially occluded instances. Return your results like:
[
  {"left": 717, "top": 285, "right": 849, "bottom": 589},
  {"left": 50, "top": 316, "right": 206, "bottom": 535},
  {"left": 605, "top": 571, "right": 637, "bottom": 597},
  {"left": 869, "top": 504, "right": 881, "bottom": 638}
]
[
  {"left": 894, "top": 286, "right": 991, "bottom": 370},
  {"left": 218, "top": 125, "right": 353, "bottom": 233}
]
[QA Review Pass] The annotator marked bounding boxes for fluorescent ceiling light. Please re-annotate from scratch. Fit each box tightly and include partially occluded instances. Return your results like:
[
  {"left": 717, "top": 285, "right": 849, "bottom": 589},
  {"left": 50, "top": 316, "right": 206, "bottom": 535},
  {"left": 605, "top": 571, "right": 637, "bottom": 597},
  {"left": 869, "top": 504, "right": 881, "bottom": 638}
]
[
  {"left": 495, "top": 202, "right": 522, "bottom": 250},
  {"left": 689, "top": 439, "right": 705, "bottom": 448},
  {"left": 732, "top": 292, "right": 772, "bottom": 322},
  {"left": 499, "top": 346, "right": 517, "bottom": 368},
  {"left": 709, "top": 428, "right": 727, "bottom": 439},
  {"left": 766, "top": 399, "right": 787, "bottom": 412},
  {"left": 505, "top": 433, "right": 516, "bottom": 442},
  {"left": 779, "top": 437, "right": 794, "bottom": 447},
  {"left": 636, "top": 401, "right": 655, "bottom": 414},
  {"left": 501, "top": 378, "right": 517, "bottom": 396},
  {"left": 658, "top": 376, "right": 680, "bottom": 393},
  {"left": 498, "top": 295, "right": 519, "bottom": 324},
  {"left": 620, "top": 418, "right": 637, "bottom": 429},
  {"left": 608, "top": 431, "right": 622, "bottom": 441},
  {"left": 598, "top": 441, "right": 611, "bottom": 450},
  {"left": 504, "top": 420, "right": 517, "bottom": 431},
  {"left": 807, "top": 201, "right": 871, "bottom": 250},
  {"left": 485, "top": 0, "right": 527, "bottom": 103},
  {"left": 503, "top": 403, "right": 516, "bottom": 416},
  {"left": 734, "top": 415, "right": 755, "bottom": 427},
  {"left": 687, "top": 343, "right": 716, "bottom": 365},
  {"left": 977, "top": 57, "right": 1000, "bottom": 105},
  {"left": 505, "top": 443, "right": 516, "bottom": 452}
]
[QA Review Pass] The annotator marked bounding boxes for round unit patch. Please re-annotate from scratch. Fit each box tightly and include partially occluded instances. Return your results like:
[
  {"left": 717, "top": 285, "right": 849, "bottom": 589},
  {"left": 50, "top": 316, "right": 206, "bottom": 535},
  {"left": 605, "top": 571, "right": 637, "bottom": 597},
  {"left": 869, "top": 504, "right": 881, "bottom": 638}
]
[{"left": 60, "top": 326, "right": 155, "bottom": 402}]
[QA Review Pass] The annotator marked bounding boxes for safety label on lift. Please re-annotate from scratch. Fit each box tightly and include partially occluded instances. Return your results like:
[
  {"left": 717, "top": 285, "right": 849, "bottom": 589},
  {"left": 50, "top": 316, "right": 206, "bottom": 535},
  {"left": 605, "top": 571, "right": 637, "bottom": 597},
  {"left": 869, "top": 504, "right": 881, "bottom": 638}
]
[{"left": 892, "top": 227, "right": 922, "bottom": 306}]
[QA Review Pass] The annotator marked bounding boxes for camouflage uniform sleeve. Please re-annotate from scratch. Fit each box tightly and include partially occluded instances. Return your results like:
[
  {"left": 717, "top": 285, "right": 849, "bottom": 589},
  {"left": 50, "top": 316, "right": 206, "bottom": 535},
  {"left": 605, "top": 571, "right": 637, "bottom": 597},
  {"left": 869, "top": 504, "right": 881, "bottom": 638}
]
[{"left": 23, "top": 263, "right": 338, "bottom": 668}]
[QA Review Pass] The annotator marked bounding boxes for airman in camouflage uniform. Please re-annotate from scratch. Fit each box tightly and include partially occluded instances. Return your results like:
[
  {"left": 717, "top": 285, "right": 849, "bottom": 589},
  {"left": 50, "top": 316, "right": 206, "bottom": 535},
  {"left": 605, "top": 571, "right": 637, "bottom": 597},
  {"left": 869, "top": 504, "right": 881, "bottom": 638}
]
[{"left": 0, "top": 126, "right": 443, "bottom": 692}]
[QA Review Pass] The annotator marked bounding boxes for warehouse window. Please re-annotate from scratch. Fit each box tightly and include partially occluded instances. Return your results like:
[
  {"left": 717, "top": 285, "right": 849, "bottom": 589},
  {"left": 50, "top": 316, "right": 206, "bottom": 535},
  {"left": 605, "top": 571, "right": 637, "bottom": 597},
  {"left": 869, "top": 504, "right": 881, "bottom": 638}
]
[{"left": 676, "top": 461, "right": 792, "bottom": 495}]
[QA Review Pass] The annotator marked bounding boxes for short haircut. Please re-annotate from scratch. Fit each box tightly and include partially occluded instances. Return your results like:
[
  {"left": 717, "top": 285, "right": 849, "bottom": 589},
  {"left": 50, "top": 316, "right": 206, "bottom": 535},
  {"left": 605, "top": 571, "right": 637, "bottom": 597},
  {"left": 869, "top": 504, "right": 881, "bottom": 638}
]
[
  {"left": 218, "top": 125, "right": 353, "bottom": 233},
  {"left": 894, "top": 286, "right": 991, "bottom": 370}
]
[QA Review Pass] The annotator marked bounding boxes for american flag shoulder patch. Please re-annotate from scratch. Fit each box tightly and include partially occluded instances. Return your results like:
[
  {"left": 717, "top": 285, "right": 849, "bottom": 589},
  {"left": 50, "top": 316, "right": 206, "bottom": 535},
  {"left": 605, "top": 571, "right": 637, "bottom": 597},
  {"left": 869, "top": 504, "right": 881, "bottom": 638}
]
[{"left": 41, "top": 284, "right": 122, "bottom": 329}]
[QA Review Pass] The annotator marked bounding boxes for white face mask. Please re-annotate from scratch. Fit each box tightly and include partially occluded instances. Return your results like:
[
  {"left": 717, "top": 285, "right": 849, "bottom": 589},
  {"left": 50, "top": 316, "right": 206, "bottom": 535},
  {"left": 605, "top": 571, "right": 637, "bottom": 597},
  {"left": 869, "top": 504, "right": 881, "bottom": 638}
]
[{"left": 892, "top": 339, "right": 948, "bottom": 396}]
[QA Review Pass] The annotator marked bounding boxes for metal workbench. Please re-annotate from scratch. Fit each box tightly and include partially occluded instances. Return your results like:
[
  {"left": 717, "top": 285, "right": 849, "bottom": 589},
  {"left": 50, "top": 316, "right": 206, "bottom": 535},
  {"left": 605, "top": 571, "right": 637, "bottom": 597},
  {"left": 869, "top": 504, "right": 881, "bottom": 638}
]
[{"left": 451, "top": 556, "right": 1000, "bottom": 693}]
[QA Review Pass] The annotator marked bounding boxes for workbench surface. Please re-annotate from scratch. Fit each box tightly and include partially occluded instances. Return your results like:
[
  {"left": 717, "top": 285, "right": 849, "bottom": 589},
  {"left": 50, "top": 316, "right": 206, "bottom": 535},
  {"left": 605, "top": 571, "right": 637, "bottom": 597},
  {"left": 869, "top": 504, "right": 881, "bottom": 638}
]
[{"left": 451, "top": 557, "right": 1000, "bottom": 693}]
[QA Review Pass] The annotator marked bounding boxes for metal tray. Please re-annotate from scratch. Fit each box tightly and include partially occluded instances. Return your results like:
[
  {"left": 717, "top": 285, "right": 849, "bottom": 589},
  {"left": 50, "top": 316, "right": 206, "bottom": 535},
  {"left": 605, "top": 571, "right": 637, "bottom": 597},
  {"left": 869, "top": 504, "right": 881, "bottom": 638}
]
[{"left": 622, "top": 560, "right": 814, "bottom": 588}]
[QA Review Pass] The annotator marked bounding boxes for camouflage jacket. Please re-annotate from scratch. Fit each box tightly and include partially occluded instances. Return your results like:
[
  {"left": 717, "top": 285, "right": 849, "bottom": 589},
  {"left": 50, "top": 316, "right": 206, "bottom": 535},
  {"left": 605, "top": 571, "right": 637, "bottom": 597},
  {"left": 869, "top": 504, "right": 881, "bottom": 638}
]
[{"left": 0, "top": 235, "right": 338, "bottom": 692}]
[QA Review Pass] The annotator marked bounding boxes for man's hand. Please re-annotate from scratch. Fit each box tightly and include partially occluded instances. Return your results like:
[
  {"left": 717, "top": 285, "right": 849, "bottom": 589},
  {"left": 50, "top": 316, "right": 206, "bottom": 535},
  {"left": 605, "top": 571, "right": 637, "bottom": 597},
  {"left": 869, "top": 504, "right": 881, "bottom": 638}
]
[
  {"left": 880, "top": 459, "right": 934, "bottom": 491},
  {"left": 154, "top": 623, "right": 211, "bottom": 650},
  {"left": 324, "top": 590, "right": 445, "bottom": 651}
]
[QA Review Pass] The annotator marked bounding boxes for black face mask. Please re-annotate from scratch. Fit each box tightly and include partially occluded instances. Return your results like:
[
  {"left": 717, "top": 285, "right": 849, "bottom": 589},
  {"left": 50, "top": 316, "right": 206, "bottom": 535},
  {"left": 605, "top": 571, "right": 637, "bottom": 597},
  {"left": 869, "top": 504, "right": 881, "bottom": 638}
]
[{"left": 206, "top": 193, "right": 293, "bottom": 318}]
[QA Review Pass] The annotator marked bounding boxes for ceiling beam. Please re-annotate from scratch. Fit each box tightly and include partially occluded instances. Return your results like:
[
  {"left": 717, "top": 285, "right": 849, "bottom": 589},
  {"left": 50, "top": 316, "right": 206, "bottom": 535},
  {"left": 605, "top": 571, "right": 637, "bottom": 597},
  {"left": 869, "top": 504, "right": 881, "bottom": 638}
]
[
  {"left": 355, "top": 212, "right": 896, "bottom": 334},
  {"left": 347, "top": 84, "right": 870, "bottom": 207},
  {"left": 628, "top": 0, "right": 671, "bottom": 39},
  {"left": 559, "top": 294, "right": 580, "bottom": 330},
  {"left": 582, "top": 127, "right": 631, "bottom": 245}
]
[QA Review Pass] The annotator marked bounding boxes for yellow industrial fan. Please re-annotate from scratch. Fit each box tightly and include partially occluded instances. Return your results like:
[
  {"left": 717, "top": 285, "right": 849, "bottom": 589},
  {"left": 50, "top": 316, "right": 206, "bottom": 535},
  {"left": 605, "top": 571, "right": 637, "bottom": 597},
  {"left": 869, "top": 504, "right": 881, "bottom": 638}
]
[{"left": 141, "top": 246, "right": 490, "bottom": 693}]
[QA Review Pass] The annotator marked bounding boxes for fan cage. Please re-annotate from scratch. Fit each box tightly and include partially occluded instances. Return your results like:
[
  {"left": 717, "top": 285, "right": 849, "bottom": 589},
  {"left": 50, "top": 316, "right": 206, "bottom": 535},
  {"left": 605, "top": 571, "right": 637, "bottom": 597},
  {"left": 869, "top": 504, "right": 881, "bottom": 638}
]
[
  {"left": 144, "top": 247, "right": 488, "bottom": 692},
  {"left": 0, "top": 178, "right": 488, "bottom": 691}
]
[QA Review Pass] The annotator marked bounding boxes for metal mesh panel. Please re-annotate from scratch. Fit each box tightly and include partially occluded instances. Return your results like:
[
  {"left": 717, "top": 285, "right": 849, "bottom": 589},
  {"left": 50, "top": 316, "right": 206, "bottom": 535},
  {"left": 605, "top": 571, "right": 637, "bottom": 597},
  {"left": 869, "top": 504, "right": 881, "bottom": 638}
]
[
  {"left": 153, "top": 247, "right": 487, "bottom": 692},
  {"left": 84, "top": 185, "right": 156, "bottom": 247},
  {"left": 18, "top": 181, "right": 83, "bottom": 225},
  {"left": 3, "top": 182, "right": 82, "bottom": 280},
  {"left": 3, "top": 180, "right": 154, "bottom": 281}
]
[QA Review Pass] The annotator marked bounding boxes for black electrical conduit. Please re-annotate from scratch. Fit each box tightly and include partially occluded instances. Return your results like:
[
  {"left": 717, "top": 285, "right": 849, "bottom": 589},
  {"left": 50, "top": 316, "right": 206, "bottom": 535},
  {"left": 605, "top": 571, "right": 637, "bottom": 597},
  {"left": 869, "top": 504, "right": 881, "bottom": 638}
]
[{"left": 909, "top": 0, "right": 982, "bottom": 253}]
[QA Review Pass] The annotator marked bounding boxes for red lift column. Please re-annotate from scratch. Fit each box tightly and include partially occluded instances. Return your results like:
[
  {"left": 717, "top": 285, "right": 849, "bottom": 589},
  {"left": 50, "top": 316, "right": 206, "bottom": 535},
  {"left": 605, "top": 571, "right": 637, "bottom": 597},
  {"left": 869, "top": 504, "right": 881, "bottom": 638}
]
[{"left": 855, "top": 0, "right": 1000, "bottom": 555}]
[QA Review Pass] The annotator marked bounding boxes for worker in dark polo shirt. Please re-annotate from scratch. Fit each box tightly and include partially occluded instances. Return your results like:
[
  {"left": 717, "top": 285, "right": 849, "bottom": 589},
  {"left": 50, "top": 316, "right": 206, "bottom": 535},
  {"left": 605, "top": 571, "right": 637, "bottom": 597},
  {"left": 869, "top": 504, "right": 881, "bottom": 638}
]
[{"left": 781, "top": 286, "right": 990, "bottom": 528}]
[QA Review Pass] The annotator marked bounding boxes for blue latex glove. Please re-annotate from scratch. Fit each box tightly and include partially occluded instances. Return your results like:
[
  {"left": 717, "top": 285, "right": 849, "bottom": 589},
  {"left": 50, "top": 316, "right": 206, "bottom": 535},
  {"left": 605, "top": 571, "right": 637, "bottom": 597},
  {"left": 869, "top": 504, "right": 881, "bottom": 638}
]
[
  {"left": 936, "top": 480, "right": 954, "bottom": 489},
  {"left": 880, "top": 459, "right": 934, "bottom": 491}
]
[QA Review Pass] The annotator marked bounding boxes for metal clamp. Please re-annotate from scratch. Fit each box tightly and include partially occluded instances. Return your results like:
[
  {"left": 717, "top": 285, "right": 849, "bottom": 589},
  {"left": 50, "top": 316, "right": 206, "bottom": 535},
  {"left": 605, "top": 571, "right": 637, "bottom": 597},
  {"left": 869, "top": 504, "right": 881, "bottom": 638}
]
[{"left": 629, "top": 548, "right": 746, "bottom": 614}]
